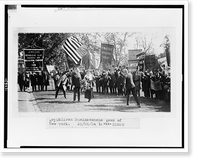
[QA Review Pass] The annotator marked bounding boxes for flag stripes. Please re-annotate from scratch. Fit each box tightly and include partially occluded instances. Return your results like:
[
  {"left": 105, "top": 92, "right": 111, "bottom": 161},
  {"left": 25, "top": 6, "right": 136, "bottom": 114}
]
[
  {"left": 77, "top": 47, "right": 87, "bottom": 57},
  {"left": 65, "top": 39, "right": 81, "bottom": 59},
  {"left": 62, "top": 36, "right": 83, "bottom": 65},
  {"left": 71, "top": 37, "right": 83, "bottom": 47}
]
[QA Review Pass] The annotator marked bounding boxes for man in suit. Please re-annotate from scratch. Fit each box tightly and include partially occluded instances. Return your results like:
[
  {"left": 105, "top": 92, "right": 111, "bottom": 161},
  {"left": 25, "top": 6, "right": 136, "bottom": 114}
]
[
  {"left": 30, "top": 72, "right": 36, "bottom": 92},
  {"left": 72, "top": 68, "right": 81, "bottom": 102},
  {"left": 95, "top": 74, "right": 101, "bottom": 93},
  {"left": 121, "top": 69, "right": 140, "bottom": 107}
]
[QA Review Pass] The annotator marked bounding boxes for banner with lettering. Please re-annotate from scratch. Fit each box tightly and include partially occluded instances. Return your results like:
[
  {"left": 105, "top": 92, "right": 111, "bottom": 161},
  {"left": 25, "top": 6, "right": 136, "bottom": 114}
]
[
  {"left": 24, "top": 49, "right": 44, "bottom": 72},
  {"left": 150, "top": 80, "right": 162, "bottom": 91},
  {"left": 100, "top": 43, "right": 114, "bottom": 70},
  {"left": 144, "top": 55, "right": 159, "bottom": 70}
]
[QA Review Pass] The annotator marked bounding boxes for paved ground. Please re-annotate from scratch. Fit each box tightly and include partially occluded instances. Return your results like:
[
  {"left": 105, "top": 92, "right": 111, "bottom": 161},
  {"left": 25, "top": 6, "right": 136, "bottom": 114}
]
[
  {"left": 18, "top": 89, "right": 170, "bottom": 113},
  {"left": 18, "top": 91, "right": 30, "bottom": 112}
]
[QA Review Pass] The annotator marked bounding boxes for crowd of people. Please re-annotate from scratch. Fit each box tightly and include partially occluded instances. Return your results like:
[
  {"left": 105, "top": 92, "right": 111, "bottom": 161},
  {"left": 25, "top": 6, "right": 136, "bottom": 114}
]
[
  {"left": 50, "top": 65, "right": 170, "bottom": 105},
  {"left": 85, "top": 66, "right": 171, "bottom": 102},
  {"left": 52, "top": 67, "right": 94, "bottom": 102},
  {"left": 18, "top": 65, "right": 170, "bottom": 106},
  {"left": 141, "top": 68, "right": 170, "bottom": 102},
  {"left": 18, "top": 71, "right": 50, "bottom": 92}
]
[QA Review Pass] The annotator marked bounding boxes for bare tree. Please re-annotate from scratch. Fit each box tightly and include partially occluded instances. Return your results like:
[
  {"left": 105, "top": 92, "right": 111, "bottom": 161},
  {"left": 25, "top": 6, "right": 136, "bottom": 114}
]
[
  {"left": 103, "top": 32, "right": 134, "bottom": 66},
  {"left": 135, "top": 33, "right": 155, "bottom": 55},
  {"left": 75, "top": 32, "right": 135, "bottom": 67}
]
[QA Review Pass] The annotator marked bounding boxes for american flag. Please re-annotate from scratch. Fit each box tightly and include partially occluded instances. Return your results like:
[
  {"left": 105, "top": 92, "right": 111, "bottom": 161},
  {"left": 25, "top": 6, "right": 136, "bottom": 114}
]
[{"left": 62, "top": 36, "right": 84, "bottom": 65}]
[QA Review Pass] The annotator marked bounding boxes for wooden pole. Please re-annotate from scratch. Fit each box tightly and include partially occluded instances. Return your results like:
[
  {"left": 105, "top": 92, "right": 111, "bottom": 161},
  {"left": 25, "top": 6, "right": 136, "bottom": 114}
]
[{"left": 65, "top": 54, "right": 69, "bottom": 70}]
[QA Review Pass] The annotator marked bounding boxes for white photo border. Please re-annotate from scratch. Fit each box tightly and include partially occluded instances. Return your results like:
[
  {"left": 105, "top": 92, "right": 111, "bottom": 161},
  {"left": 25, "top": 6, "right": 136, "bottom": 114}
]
[{"left": 3, "top": 0, "right": 188, "bottom": 152}]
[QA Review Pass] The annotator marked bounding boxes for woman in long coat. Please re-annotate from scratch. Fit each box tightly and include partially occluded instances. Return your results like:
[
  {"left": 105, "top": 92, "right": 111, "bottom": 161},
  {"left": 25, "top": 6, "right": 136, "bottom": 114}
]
[
  {"left": 30, "top": 72, "right": 37, "bottom": 92},
  {"left": 83, "top": 70, "right": 94, "bottom": 102},
  {"left": 18, "top": 72, "right": 24, "bottom": 91}
]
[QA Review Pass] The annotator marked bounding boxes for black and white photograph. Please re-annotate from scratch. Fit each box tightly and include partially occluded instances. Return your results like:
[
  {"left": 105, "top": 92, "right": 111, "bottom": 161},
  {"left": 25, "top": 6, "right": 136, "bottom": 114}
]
[
  {"left": 18, "top": 30, "right": 171, "bottom": 113},
  {"left": 2, "top": 2, "right": 188, "bottom": 153}
]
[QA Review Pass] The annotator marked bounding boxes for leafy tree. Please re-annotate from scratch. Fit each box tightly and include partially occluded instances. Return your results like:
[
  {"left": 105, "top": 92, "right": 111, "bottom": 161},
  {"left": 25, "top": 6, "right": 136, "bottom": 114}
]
[
  {"left": 18, "top": 32, "right": 140, "bottom": 70},
  {"left": 18, "top": 33, "right": 71, "bottom": 69}
]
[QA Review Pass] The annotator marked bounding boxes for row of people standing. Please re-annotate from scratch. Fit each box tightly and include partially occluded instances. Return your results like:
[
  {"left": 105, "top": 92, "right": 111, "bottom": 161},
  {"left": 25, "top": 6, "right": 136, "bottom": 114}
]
[
  {"left": 93, "top": 67, "right": 170, "bottom": 102},
  {"left": 94, "top": 69, "right": 125, "bottom": 95},
  {"left": 95, "top": 68, "right": 141, "bottom": 107},
  {"left": 18, "top": 71, "right": 49, "bottom": 92},
  {"left": 141, "top": 69, "right": 170, "bottom": 102},
  {"left": 94, "top": 68, "right": 136, "bottom": 96},
  {"left": 18, "top": 72, "right": 30, "bottom": 92}
]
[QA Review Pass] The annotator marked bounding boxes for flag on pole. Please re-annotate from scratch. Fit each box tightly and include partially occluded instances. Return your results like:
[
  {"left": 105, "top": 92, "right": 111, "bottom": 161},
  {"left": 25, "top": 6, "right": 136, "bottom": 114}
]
[
  {"left": 89, "top": 52, "right": 96, "bottom": 69},
  {"left": 62, "top": 36, "right": 83, "bottom": 65}
]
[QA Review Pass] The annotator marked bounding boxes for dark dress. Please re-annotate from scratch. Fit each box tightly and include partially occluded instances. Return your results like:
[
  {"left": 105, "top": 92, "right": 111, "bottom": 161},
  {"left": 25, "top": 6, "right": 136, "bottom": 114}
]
[
  {"left": 43, "top": 73, "right": 49, "bottom": 85},
  {"left": 142, "top": 73, "right": 150, "bottom": 98},
  {"left": 95, "top": 76, "right": 101, "bottom": 93},
  {"left": 30, "top": 74, "right": 37, "bottom": 91},
  {"left": 84, "top": 77, "right": 93, "bottom": 102},
  {"left": 42, "top": 72, "right": 49, "bottom": 90},
  {"left": 18, "top": 73, "right": 24, "bottom": 91},
  {"left": 118, "top": 75, "right": 125, "bottom": 95},
  {"left": 37, "top": 74, "right": 43, "bottom": 91},
  {"left": 85, "top": 89, "right": 92, "bottom": 99},
  {"left": 24, "top": 74, "right": 30, "bottom": 88}
]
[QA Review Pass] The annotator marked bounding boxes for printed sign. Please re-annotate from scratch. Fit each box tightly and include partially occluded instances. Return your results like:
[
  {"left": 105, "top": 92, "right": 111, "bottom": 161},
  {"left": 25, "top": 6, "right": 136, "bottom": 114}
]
[
  {"left": 150, "top": 80, "right": 162, "bottom": 91},
  {"left": 145, "top": 55, "right": 158, "bottom": 70},
  {"left": 128, "top": 49, "right": 142, "bottom": 60},
  {"left": 25, "top": 61, "right": 43, "bottom": 71},
  {"left": 138, "top": 59, "right": 144, "bottom": 71},
  {"left": 24, "top": 49, "right": 44, "bottom": 60},
  {"left": 24, "top": 49, "right": 44, "bottom": 72},
  {"left": 100, "top": 43, "right": 114, "bottom": 70}
]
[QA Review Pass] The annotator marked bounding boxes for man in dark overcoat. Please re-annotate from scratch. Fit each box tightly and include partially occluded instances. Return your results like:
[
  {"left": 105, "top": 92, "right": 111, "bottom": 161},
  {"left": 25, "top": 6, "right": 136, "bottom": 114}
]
[{"left": 121, "top": 69, "right": 140, "bottom": 107}]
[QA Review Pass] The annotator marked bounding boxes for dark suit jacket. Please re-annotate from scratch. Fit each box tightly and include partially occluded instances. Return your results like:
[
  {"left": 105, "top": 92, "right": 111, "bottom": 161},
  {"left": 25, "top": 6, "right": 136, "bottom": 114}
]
[
  {"left": 125, "top": 73, "right": 135, "bottom": 90},
  {"left": 72, "top": 73, "right": 81, "bottom": 88}
]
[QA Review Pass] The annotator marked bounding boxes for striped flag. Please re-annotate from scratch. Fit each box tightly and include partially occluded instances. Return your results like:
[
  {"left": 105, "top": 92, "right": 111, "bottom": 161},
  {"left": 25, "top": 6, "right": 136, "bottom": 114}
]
[{"left": 62, "top": 36, "right": 83, "bottom": 65}]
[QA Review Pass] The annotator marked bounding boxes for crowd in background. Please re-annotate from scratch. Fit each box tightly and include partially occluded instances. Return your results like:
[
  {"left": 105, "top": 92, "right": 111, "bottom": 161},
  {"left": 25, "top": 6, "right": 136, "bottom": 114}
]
[
  {"left": 18, "top": 71, "right": 49, "bottom": 92},
  {"left": 91, "top": 66, "right": 170, "bottom": 102},
  {"left": 18, "top": 65, "right": 170, "bottom": 103}
]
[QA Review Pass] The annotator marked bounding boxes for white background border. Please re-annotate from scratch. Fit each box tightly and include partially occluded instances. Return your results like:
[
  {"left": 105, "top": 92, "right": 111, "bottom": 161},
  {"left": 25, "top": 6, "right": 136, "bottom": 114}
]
[{"left": 1, "top": 2, "right": 188, "bottom": 152}]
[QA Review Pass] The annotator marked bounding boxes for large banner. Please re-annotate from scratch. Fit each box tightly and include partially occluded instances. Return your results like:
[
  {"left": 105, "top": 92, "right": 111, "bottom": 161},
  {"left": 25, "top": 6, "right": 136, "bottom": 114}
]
[
  {"left": 144, "top": 55, "right": 159, "bottom": 70},
  {"left": 138, "top": 55, "right": 159, "bottom": 71},
  {"left": 150, "top": 80, "right": 162, "bottom": 91},
  {"left": 100, "top": 43, "right": 114, "bottom": 70},
  {"left": 138, "top": 59, "right": 144, "bottom": 71},
  {"left": 24, "top": 49, "right": 44, "bottom": 72}
]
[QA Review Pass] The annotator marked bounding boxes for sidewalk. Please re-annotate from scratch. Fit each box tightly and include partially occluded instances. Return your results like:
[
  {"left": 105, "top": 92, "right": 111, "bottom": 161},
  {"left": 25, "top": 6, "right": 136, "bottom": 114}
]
[
  {"left": 18, "top": 89, "right": 41, "bottom": 112},
  {"left": 18, "top": 78, "right": 55, "bottom": 112}
]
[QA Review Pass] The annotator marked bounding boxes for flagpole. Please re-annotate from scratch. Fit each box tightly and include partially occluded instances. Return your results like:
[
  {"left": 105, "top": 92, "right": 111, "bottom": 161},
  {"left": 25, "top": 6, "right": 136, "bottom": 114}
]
[
  {"left": 89, "top": 51, "right": 91, "bottom": 70},
  {"left": 65, "top": 54, "right": 69, "bottom": 70},
  {"left": 143, "top": 52, "right": 146, "bottom": 72}
]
